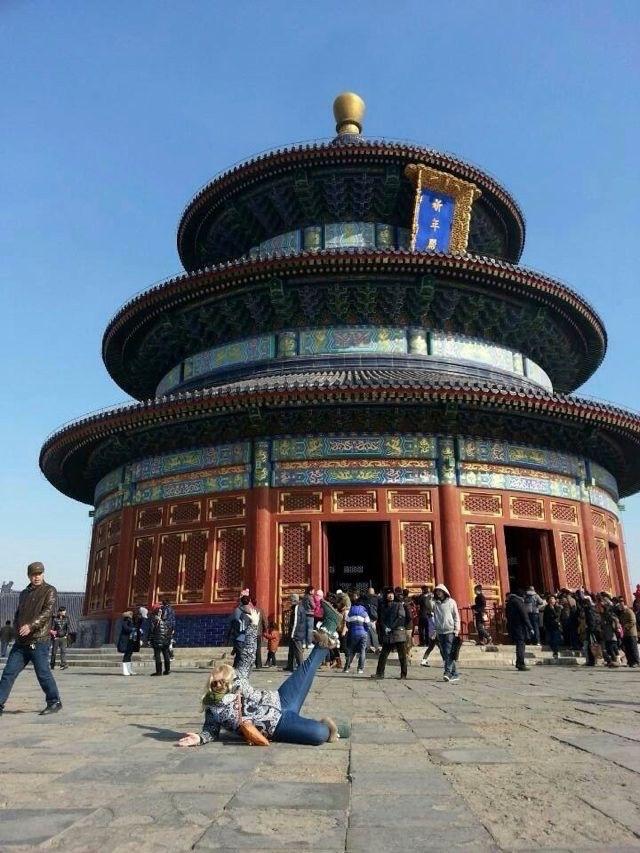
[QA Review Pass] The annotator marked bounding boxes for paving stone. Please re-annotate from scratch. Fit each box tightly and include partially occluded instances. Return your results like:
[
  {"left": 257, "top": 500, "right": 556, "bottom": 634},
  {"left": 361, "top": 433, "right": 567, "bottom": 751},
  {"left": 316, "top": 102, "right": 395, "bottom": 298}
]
[
  {"left": 430, "top": 746, "right": 516, "bottom": 764},
  {"left": 346, "top": 822, "right": 496, "bottom": 851},
  {"left": 229, "top": 781, "right": 349, "bottom": 810},
  {"left": 406, "top": 719, "right": 478, "bottom": 738},
  {"left": 194, "top": 807, "right": 347, "bottom": 849},
  {"left": 0, "top": 809, "right": 92, "bottom": 845}
]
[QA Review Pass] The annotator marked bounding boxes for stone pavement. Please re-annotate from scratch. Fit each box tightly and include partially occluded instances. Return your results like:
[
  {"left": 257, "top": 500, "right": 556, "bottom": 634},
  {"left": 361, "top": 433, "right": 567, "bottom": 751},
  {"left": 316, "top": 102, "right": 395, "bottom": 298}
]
[{"left": 1, "top": 654, "right": 640, "bottom": 852}]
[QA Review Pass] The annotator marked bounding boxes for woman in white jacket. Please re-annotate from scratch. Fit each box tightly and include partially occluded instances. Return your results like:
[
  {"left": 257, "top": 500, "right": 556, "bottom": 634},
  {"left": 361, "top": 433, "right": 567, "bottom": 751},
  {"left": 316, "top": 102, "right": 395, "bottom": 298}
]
[{"left": 433, "top": 584, "right": 461, "bottom": 683}]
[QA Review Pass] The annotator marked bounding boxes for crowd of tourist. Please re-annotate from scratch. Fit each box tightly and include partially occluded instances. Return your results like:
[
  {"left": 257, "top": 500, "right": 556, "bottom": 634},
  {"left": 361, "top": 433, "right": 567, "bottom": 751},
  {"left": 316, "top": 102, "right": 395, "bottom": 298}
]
[{"left": 1, "top": 559, "right": 639, "bottom": 746}]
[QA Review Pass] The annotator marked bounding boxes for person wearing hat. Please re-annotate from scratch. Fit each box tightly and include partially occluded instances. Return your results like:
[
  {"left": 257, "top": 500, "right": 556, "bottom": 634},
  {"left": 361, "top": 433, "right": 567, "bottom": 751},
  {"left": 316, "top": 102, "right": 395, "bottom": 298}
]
[{"left": 0, "top": 562, "right": 62, "bottom": 715}]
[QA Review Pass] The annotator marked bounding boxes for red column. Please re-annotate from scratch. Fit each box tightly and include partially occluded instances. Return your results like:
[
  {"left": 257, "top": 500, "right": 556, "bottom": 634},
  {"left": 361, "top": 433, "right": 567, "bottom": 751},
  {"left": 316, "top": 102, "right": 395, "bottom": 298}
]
[
  {"left": 438, "top": 484, "right": 470, "bottom": 607},
  {"left": 250, "top": 487, "right": 272, "bottom": 618},
  {"left": 579, "top": 500, "right": 601, "bottom": 593}
]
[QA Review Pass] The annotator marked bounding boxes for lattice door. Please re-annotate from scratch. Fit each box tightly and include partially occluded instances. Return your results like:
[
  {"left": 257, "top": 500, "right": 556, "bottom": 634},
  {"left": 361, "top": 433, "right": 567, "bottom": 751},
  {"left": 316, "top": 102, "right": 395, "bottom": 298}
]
[
  {"left": 594, "top": 537, "right": 612, "bottom": 593},
  {"left": 88, "top": 548, "right": 106, "bottom": 612},
  {"left": 156, "top": 533, "right": 182, "bottom": 604},
  {"left": 213, "top": 526, "right": 245, "bottom": 601},
  {"left": 400, "top": 521, "right": 435, "bottom": 593},
  {"left": 466, "top": 523, "right": 500, "bottom": 600},
  {"left": 101, "top": 543, "right": 119, "bottom": 610},
  {"left": 181, "top": 530, "right": 208, "bottom": 603},
  {"left": 559, "top": 532, "right": 584, "bottom": 589},
  {"left": 278, "top": 523, "right": 311, "bottom": 621},
  {"left": 129, "top": 536, "right": 155, "bottom": 606}
]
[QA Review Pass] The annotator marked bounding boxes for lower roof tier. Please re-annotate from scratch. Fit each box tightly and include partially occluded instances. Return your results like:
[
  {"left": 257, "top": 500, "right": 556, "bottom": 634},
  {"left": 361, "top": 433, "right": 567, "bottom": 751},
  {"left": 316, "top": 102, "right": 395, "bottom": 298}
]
[
  {"left": 40, "top": 372, "right": 640, "bottom": 503},
  {"left": 102, "top": 251, "right": 607, "bottom": 399}
]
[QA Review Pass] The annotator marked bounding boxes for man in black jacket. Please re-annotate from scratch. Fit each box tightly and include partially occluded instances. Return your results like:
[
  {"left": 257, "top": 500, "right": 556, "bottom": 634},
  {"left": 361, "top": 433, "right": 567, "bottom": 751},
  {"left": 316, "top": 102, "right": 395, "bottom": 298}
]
[
  {"left": 505, "top": 590, "right": 533, "bottom": 671},
  {"left": 50, "top": 607, "right": 70, "bottom": 669},
  {"left": 148, "top": 606, "right": 172, "bottom": 676},
  {"left": 0, "top": 562, "right": 62, "bottom": 715},
  {"left": 371, "top": 588, "right": 412, "bottom": 679}
]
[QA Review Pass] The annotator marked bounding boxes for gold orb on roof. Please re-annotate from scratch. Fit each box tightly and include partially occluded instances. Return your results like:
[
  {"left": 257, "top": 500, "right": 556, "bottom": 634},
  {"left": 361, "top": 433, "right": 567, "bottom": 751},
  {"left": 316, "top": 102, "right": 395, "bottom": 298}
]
[{"left": 333, "top": 92, "right": 365, "bottom": 135}]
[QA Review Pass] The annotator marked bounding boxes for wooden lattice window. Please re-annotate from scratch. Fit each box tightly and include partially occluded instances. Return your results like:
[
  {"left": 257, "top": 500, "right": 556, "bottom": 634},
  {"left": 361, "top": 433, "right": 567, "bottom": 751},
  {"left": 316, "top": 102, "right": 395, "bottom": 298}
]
[
  {"left": 108, "top": 515, "right": 121, "bottom": 540},
  {"left": 130, "top": 536, "right": 155, "bottom": 606},
  {"left": 510, "top": 496, "right": 544, "bottom": 520},
  {"left": 278, "top": 522, "right": 311, "bottom": 623},
  {"left": 591, "top": 510, "right": 606, "bottom": 531},
  {"left": 594, "top": 537, "right": 611, "bottom": 592},
  {"left": 169, "top": 500, "right": 202, "bottom": 525},
  {"left": 181, "top": 530, "right": 208, "bottom": 603},
  {"left": 137, "top": 506, "right": 163, "bottom": 529},
  {"left": 387, "top": 490, "right": 432, "bottom": 512},
  {"left": 605, "top": 515, "right": 618, "bottom": 539},
  {"left": 156, "top": 533, "right": 182, "bottom": 603},
  {"left": 466, "top": 524, "right": 500, "bottom": 591},
  {"left": 95, "top": 521, "right": 107, "bottom": 549},
  {"left": 559, "top": 532, "right": 584, "bottom": 589},
  {"left": 214, "top": 526, "right": 245, "bottom": 600},
  {"left": 88, "top": 548, "right": 106, "bottom": 612},
  {"left": 332, "top": 491, "right": 377, "bottom": 512},
  {"left": 461, "top": 492, "right": 502, "bottom": 517},
  {"left": 551, "top": 502, "right": 578, "bottom": 525},
  {"left": 101, "top": 543, "right": 118, "bottom": 610},
  {"left": 400, "top": 522, "right": 434, "bottom": 588},
  {"left": 279, "top": 491, "right": 323, "bottom": 513},
  {"left": 209, "top": 495, "right": 246, "bottom": 520}
]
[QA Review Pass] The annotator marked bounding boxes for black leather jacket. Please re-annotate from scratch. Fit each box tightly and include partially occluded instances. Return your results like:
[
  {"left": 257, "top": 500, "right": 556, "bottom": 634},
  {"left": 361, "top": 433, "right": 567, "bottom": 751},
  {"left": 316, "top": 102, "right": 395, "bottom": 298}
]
[
  {"left": 148, "top": 616, "right": 172, "bottom": 646},
  {"left": 52, "top": 616, "right": 70, "bottom": 638}
]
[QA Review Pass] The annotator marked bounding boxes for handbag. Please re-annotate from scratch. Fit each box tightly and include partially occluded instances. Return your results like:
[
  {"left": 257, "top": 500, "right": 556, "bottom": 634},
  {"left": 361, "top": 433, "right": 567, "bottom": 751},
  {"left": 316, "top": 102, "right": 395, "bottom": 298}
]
[{"left": 235, "top": 693, "right": 270, "bottom": 746}]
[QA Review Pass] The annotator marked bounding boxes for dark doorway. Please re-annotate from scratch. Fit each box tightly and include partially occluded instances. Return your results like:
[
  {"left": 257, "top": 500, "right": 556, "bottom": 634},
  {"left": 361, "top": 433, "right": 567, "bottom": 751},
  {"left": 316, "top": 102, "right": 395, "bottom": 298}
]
[
  {"left": 325, "top": 522, "right": 389, "bottom": 595},
  {"left": 504, "top": 526, "right": 555, "bottom": 594}
]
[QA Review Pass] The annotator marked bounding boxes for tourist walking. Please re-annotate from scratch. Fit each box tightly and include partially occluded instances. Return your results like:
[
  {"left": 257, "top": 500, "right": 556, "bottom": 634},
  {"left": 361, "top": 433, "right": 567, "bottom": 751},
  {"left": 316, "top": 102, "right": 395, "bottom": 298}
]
[
  {"left": 343, "top": 595, "right": 371, "bottom": 674},
  {"left": 505, "top": 590, "right": 533, "bottom": 671},
  {"left": 117, "top": 610, "right": 139, "bottom": 675},
  {"left": 542, "top": 596, "right": 563, "bottom": 659},
  {"left": 176, "top": 608, "right": 345, "bottom": 747},
  {"left": 361, "top": 586, "right": 380, "bottom": 651},
  {"left": 229, "top": 595, "right": 253, "bottom": 669},
  {"left": 473, "top": 584, "right": 492, "bottom": 645},
  {"left": 160, "top": 599, "right": 176, "bottom": 659},
  {"left": 616, "top": 600, "right": 640, "bottom": 667},
  {"left": 0, "top": 620, "right": 14, "bottom": 658},
  {"left": 263, "top": 619, "right": 281, "bottom": 667},
  {"left": 137, "top": 605, "right": 150, "bottom": 645},
  {"left": 50, "top": 606, "right": 70, "bottom": 669},
  {"left": 372, "top": 588, "right": 411, "bottom": 679},
  {"left": 433, "top": 584, "right": 461, "bottom": 683},
  {"left": 301, "top": 586, "right": 316, "bottom": 649},
  {"left": 578, "top": 596, "right": 600, "bottom": 666},
  {"left": 253, "top": 604, "right": 265, "bottom": 669},
  {"left": 283, "top": 594, "right": 305, "bottom": 671},
  {"left": 148, "top": 606, "right": 172, "bottom": 676},
  {"left": 599, "top": 600, "right": 621, "bottom": 667},
  {"left": 417, "top": 586, "right": 434, "bottom": 646},
  {"left": 524, "top": 586, "right": 545, "bottom": 645},
  {"left": 0, "top": 562, "right": 62, "bottom": 716}
]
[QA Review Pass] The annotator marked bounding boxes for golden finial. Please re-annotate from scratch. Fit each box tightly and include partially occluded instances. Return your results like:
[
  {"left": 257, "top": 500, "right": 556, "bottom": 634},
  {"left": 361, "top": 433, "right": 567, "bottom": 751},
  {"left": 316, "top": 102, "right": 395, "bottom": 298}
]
[{"left": 333, "top": 92, "right": 365, "bottom": 136}]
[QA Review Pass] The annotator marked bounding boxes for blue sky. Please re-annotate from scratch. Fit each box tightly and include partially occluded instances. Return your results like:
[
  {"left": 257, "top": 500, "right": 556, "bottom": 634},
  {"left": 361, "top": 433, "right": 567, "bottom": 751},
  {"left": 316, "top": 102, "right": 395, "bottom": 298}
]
[{"left": 0, "top": 2, "right": 638, "bottom": 592}]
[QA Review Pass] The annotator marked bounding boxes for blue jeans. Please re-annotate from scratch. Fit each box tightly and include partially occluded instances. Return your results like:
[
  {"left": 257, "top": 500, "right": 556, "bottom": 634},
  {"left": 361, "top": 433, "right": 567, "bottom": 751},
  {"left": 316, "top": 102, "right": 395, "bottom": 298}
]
[
  {"left": 272, "top": 645, "right": 330, "bottom": 745},
  {"left": 345, "top": 635, "right": 367, "bottom": 671},
  {"left": 528, "top": 615, "right": 540, "bottom": 644},
  {"left": 0, "top": 641, "right": 60, "bottom": 707},
  {"left": 438, "top": 633, "right": 458, "bottom": 677},
  {"left": 0, "top": 640, "right": 10, "bottom": 658}
]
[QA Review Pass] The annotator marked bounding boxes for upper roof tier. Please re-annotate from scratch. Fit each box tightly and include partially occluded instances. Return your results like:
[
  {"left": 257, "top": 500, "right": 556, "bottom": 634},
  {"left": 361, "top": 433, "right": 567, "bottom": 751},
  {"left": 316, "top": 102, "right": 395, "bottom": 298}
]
[{"left": 176, "top": 134, "right": 526, "bottom": 270}]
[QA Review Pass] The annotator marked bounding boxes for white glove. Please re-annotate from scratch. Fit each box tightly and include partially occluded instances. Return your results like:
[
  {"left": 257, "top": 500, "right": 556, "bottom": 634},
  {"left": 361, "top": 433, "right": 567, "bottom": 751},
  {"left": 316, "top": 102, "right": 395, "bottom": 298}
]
[{"left": 248, "top": 611, "right": 260, "bottom": 628}]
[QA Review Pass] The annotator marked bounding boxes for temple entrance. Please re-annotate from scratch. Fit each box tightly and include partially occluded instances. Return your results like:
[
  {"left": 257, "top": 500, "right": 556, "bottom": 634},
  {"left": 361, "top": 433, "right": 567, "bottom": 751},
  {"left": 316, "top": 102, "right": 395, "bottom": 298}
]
[
  {"left": 324, "top": 522, "right": 389, "bottom": 596},
  {"left": 504, "top": 526, "right": 556, "bottom": 594}
]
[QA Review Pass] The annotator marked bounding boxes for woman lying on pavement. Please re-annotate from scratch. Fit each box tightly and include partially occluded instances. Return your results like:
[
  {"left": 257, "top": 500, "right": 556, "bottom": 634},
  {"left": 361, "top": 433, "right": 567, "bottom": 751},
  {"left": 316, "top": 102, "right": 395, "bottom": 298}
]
[{"left": 176, "top": 602, "right": 346, "bottom": 747}]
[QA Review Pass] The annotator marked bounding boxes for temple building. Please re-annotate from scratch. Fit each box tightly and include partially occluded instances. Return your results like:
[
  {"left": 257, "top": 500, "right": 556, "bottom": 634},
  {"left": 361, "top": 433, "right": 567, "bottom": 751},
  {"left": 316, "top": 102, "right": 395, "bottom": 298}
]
[{"left": 41, "top": 94, "right": 640, "bottom": 643}]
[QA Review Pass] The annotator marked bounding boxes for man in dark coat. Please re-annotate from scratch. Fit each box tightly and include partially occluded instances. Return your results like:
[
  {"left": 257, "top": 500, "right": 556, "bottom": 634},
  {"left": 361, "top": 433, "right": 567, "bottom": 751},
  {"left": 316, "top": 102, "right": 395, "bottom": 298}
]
[
  {"left": 371, "top": 588, "right": 412, "bottom": 679},
  {"left": 283, "top": 594, "right": 306, "bottom": 672},
  {"left": 505, "top": 590, "right": 533, "bottom": 671},
  {"left": 50, "top": 606, "right": 70, "bottom": 669},
  {"left": 0, "top": 561, "right": 62, "bottom": 715},
  {"left": 148, "top": 606, "right": 172, "bottom": 676}
]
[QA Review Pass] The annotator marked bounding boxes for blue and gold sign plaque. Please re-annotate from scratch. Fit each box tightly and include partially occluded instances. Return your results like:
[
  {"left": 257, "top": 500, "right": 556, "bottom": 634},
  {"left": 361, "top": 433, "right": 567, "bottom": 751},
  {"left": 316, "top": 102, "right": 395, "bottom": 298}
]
[{"left": 405, "top": 164, "right": 481, "bottom": 254}]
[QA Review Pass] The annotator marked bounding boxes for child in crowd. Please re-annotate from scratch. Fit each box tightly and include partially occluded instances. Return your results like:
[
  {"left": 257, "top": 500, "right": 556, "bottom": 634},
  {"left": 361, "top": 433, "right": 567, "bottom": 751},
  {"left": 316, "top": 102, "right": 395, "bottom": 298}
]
[{"left": 264, "top": 619, "right": 281, "bottom": 668}]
